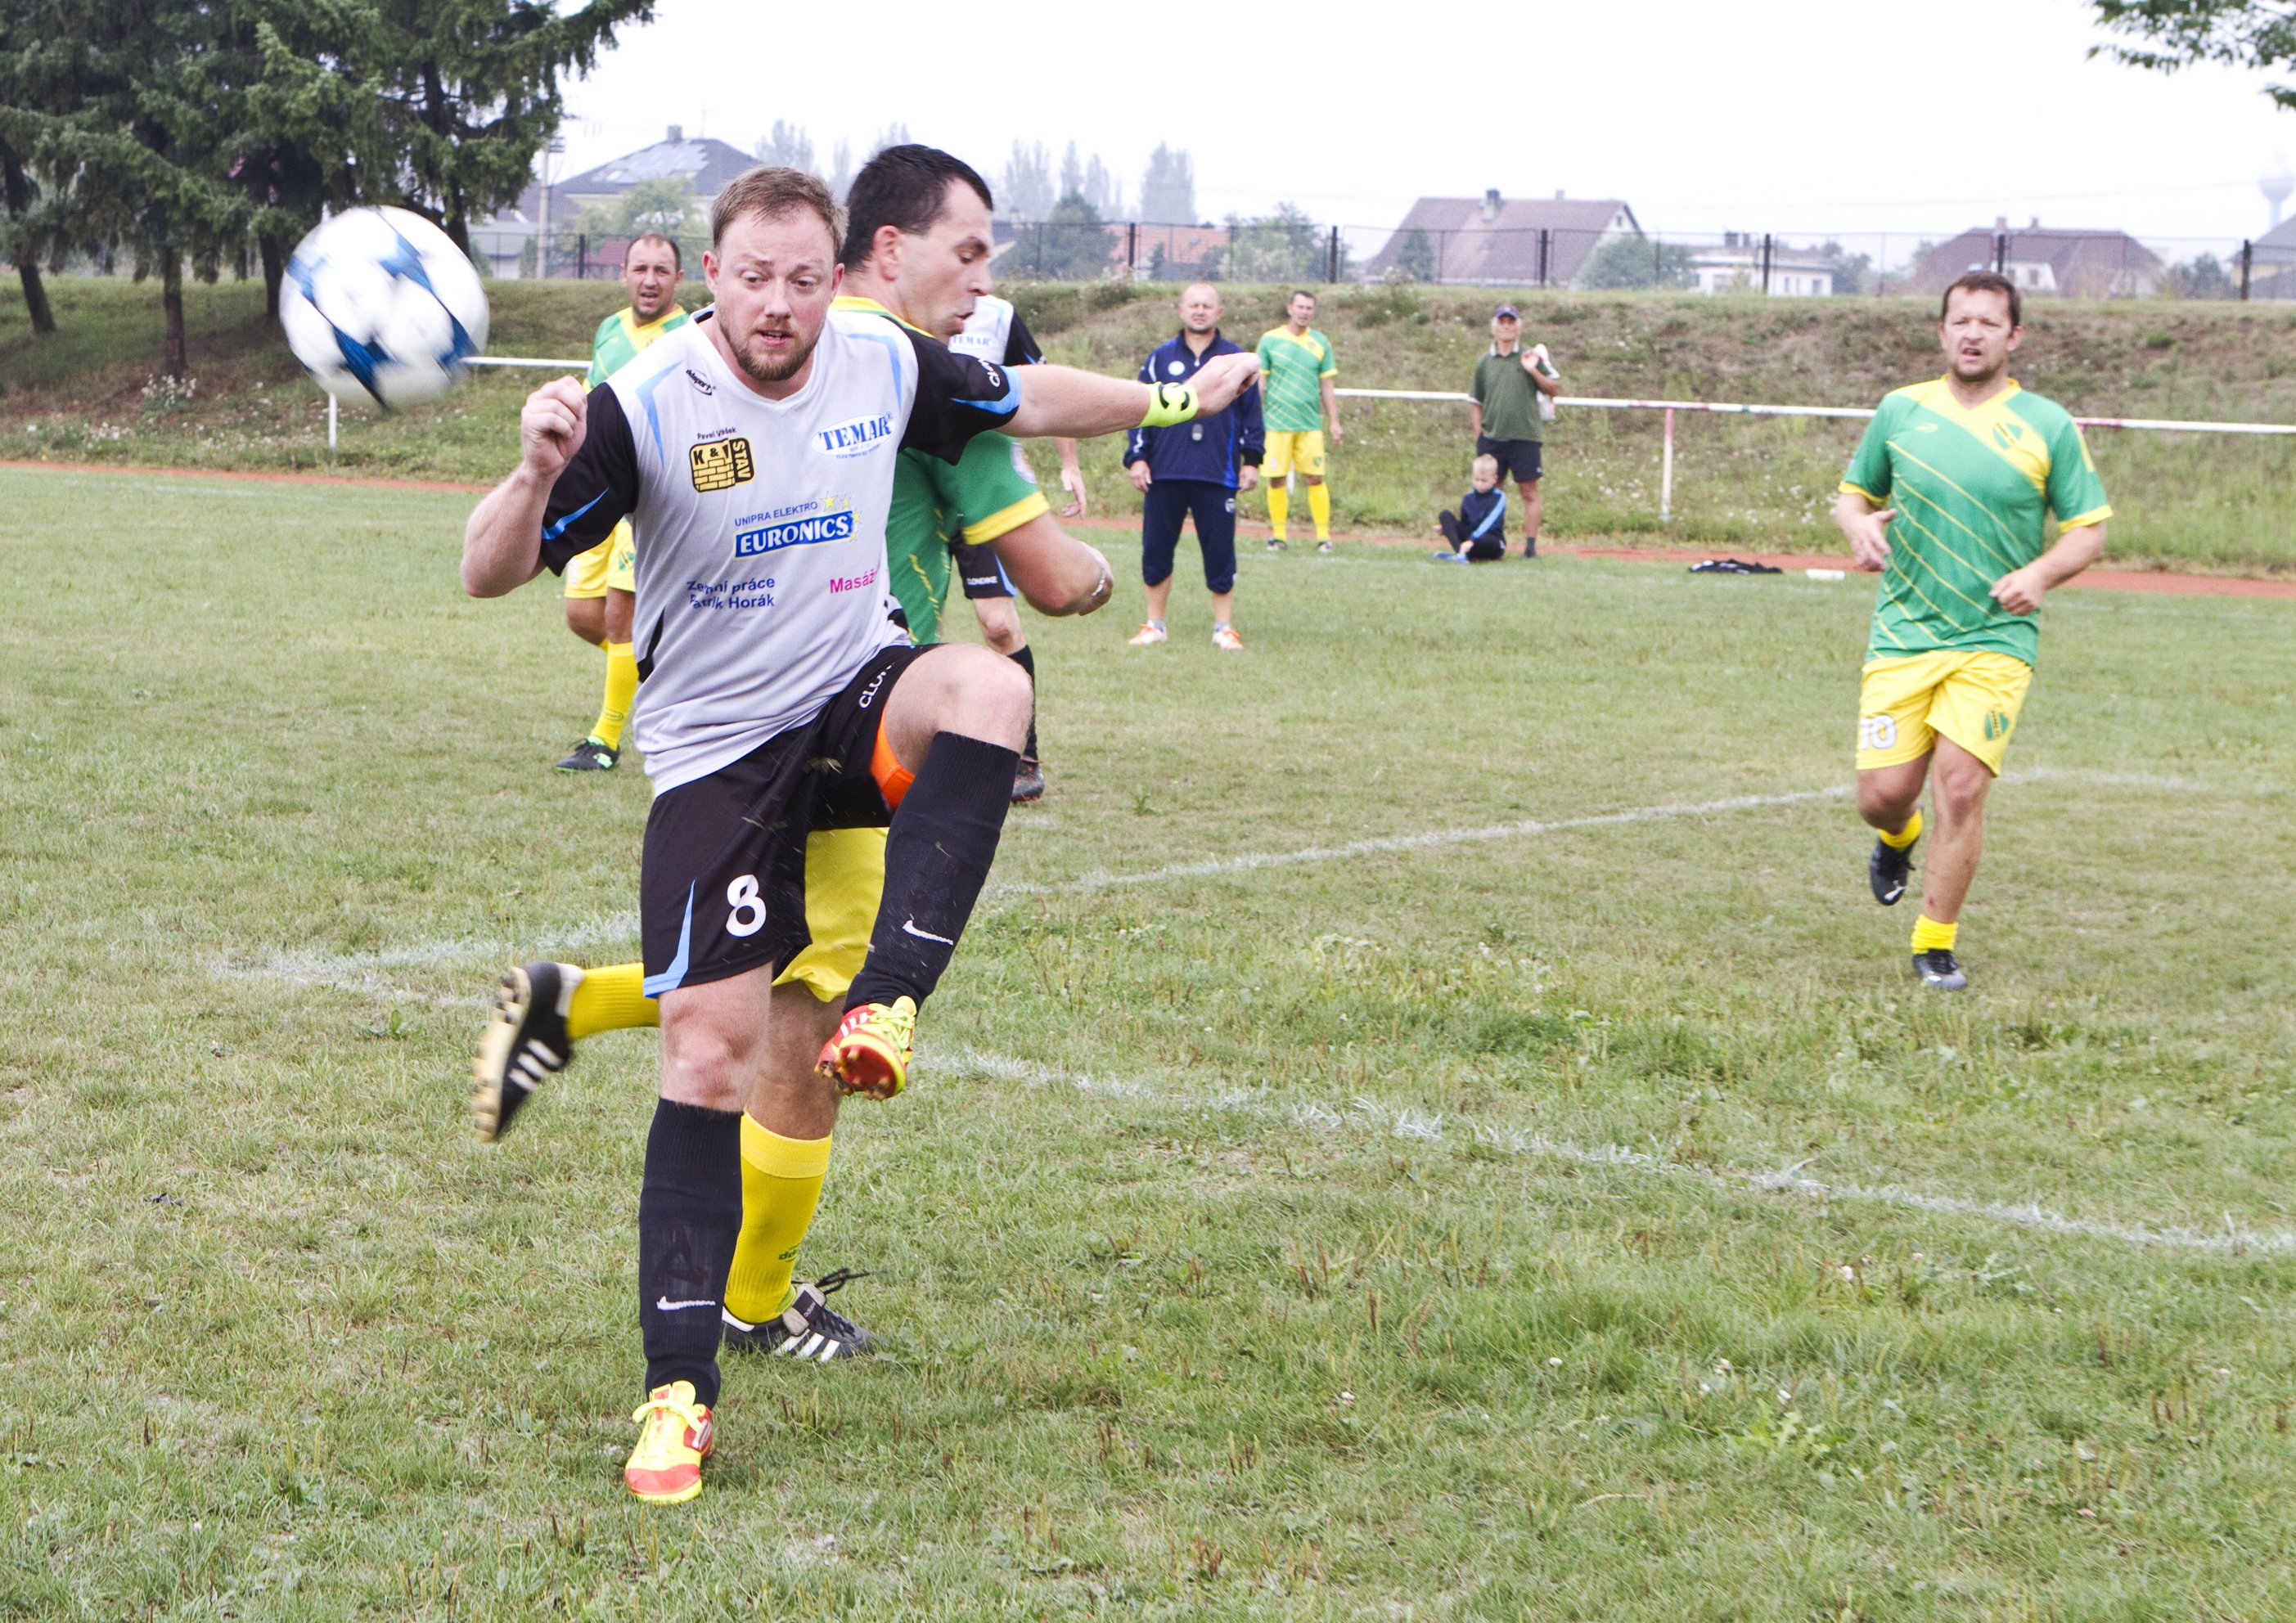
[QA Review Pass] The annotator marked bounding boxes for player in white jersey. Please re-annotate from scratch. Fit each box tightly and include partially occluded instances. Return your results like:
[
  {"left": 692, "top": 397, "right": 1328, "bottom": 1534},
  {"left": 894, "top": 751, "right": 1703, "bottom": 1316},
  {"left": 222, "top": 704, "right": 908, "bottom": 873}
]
[{"left": 460, "top": 161, "right": 1261, "bottom": 1505}]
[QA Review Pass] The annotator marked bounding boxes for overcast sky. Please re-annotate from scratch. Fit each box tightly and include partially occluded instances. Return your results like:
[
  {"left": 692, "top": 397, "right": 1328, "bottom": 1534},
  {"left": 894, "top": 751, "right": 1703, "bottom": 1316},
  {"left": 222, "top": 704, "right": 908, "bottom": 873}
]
[{"left": 556, "top": 0, "right": 2296, "bottom": 252}]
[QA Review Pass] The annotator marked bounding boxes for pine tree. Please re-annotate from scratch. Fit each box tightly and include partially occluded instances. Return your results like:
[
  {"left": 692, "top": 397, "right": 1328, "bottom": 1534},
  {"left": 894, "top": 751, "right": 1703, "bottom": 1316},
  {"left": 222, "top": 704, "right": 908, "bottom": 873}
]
[
  {"left": 1139, "top": 144, "right": 1195, "bottom": 226},
  {"left": 1000, "top": 139, "right": 1051, "bottom": 220},
  {"left": 754, "top": 119, "right": 816, "bottom": 174}
]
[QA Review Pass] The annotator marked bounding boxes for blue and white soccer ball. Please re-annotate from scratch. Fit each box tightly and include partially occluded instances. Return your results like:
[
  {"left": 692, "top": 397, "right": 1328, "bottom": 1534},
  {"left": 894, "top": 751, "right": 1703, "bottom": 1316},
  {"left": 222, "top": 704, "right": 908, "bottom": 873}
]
[{"left": 281, "top": 206, "right": 488, "bottom": 410}]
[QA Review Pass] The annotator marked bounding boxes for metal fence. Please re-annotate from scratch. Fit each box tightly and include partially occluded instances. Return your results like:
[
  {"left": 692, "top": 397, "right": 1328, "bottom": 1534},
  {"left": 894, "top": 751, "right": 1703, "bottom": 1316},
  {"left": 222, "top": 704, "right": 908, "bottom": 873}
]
[{"left": 462, "top": 223, "right": 2296, "bottom": 302}]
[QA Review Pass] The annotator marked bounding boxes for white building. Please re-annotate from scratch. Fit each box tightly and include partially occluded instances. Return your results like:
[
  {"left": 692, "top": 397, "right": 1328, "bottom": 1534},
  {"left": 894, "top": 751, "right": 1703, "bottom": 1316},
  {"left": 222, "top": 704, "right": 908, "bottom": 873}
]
[{"left": 1690, "top": 234, "right": 1835, "bottom": 297}]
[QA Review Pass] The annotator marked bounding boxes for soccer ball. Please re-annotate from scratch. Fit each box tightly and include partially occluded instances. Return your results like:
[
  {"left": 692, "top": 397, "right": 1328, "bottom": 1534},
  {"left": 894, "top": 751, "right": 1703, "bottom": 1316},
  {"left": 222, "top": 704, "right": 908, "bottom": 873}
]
[{"left": 280, "top": 207, "right": 488, "bottom": 410}]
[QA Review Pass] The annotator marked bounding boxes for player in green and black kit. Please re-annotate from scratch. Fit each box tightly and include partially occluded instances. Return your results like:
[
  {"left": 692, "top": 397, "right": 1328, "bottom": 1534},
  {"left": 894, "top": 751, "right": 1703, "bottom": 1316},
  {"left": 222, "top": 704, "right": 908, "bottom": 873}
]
[
  {"left": 555, "top": 232, "right": 688, "bottom": 771},
  {"left": 1833, "top": 271, "right": 2110, "bottom": 991},
  {"left": 1255, "top": 290, "right": 1341, "bottom": 550}
]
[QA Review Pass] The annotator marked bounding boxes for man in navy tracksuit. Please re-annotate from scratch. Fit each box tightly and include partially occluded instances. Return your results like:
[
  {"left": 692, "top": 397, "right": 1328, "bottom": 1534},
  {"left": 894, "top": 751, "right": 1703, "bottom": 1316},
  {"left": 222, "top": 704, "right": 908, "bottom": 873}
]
[{"left": 1123, "top": 283, "right": 1265, "bottom": 650}]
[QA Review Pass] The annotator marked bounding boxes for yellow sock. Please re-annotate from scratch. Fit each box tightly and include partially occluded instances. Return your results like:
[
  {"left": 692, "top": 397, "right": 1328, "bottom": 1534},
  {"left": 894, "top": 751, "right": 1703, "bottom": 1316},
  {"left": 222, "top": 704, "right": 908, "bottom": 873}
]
[
  {"left": 723, "top": 1117, "right": 833, "bottom": 1324},
  {"left": 564, "top": 961, "right": 657, "bottom": 1041},
  {"left": 592, "top": 641, "right": 637, "bottom": 750},
  {"left": 1911, "top": 915, "right": 1958, "bottom": 954},
  {"left": 1308, "top": 482, "right": 1331, "bottom": 540},
  {"left": 1878, "top": 807, "right": 1923, "bottom": 850},
  {"left": 1265, "top": 483, "right": 1289, "bottom": 539}
]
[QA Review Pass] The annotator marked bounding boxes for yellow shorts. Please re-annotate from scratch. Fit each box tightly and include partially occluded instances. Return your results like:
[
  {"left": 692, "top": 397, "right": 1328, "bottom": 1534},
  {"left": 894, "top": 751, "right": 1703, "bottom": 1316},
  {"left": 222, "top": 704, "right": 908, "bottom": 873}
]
[
  {"left": 1263, "top": 429, "right": 1326, "bottom": 479},
  {"left": 1857, "top": 650, "right": 2033, "bottom": 776},
  {"left": 563, "top": 519, "right": 637, "bottom": 599},
  {"left": 772, "top": 827, "right": 886, "bottom": 1003}
]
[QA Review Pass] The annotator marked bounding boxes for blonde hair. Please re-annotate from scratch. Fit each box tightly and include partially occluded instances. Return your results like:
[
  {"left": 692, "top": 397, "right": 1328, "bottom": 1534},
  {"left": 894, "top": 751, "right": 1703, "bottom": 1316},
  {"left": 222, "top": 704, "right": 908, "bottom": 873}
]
[
  {"left": 710, "top": 165, "right": 843, "bottom": 250},
  {"left": 1471, "top": 453, "right": 1500, "bottom": 476}
]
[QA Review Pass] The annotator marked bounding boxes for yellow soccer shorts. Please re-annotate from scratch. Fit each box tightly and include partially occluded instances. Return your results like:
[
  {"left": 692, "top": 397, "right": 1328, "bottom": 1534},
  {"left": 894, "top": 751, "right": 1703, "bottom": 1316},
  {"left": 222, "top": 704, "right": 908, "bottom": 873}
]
[
  {"left": 1857, "top": 650, "right": 2033, "bottom": 776},
  {"left": 563, "top": 519, "right": 637, "bottom": 599},
  {"left": 772, "top": 827, "right": 887, "bottom": 1003},
  {"left": 1262, "top": 429, "right": 1327, "bottom": 479}
]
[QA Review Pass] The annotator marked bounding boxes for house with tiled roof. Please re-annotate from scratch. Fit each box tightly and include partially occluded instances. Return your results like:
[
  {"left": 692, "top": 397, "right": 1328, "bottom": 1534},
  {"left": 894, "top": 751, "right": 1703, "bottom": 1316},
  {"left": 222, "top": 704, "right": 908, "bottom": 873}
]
[
  {"left": 470, "top": 126, "right": 758, "bottom": 278},
  {"left": 1911, "top": 219, "right": 2163, "bottom": 299},
  {"left": 1362, "top": 191, "right": 1641, "bottom": 287}
]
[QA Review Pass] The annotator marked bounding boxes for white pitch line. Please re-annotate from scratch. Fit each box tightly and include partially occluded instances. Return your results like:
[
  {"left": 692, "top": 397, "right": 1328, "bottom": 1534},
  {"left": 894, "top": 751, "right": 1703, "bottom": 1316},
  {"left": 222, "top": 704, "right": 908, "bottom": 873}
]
[
  {"left": 934, "top": 1046, "right": 2296, "bottom": 1259},
  {"left": 205, "top": 764, "right": 2258, "bottom": 996},
  {"left": 985, "top": 785, "right": 1855, "bottom": 899}
]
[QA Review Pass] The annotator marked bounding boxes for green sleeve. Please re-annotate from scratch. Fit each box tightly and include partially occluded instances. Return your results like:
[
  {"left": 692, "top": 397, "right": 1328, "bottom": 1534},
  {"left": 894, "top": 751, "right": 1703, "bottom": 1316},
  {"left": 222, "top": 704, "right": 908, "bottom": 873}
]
[
  {"left": 1316, "top": 330, "right": 1336, "bottom": 377},
  {"left": 1470, "top": 356, "right": 1488, "bottom": 406},
  {"left": 586, "top": 315, "right": 616, "bottom": 389},
  {"left": 1254, "top": 334, "right": 1275, "bottom": 370},
  {"left": 2044, "top": 416, "right": 2112, "bottom": 528},
  {"left": 1839, "top": 398, "right": 1897, "bottom": 501}
]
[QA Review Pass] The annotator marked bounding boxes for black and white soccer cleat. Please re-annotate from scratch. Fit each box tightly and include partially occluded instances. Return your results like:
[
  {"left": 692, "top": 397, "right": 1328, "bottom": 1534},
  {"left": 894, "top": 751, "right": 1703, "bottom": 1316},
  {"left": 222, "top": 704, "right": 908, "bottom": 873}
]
[
  {"left": 470, "top": 961, "right": 580, "bottom": 1142},
  {"left": 1911, "top": 949, "right": 1967, "bottom": 991},
  {"left": 722, "top": 1270, "right": 876, "bottom": 1362},
  {"left": 1869, "top": 825, "right": 1917, "bottom": 906}
]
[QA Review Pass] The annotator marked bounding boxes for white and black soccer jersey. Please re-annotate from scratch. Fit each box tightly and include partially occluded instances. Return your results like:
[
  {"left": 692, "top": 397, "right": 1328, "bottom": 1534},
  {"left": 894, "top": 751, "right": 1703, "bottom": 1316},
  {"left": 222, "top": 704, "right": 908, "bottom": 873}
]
[
  {"left": 538, "top": 310, "right": 1022, "bottom": 793},
  {"left": 950, "top": 294, "right": 1045, "bottom": 370}
]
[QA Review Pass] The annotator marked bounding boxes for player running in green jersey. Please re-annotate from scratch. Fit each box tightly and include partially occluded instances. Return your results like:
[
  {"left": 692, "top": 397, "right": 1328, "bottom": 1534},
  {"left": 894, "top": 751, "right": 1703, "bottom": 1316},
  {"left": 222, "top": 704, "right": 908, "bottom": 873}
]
[
  {"left": 1254, "top": 290, "right": 1341, "bottom": 550},
  {"left": 1833, "top": 270, "right": 2110, "bottom": 991},
  {"left": 555, "top": 232, "right": 688, "bottom": 772}
]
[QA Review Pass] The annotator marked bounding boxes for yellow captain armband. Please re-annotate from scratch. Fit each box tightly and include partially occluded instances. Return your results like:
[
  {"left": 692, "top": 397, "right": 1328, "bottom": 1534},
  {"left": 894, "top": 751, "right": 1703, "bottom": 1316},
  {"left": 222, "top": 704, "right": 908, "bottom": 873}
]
[{"left": 1140, "top": 382, "right": 1198, "bottom": 428}]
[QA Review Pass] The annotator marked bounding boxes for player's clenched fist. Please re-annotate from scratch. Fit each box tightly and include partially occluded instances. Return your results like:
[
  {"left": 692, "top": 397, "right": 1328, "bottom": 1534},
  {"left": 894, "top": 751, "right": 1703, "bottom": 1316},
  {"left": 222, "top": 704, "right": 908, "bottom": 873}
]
[
  {"left": 520, "top": 376, "right": 589, "bottom": 479},
  {"left": 1186, "top": 352, "right": 1263, "bottom": 416}
]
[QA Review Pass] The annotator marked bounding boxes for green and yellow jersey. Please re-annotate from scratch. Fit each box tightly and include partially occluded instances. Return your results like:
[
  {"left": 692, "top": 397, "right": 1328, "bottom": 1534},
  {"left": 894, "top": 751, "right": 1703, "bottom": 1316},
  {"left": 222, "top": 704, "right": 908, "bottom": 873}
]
[
  {"left": 587, "top": 303, "right": 688, "bottom": 389},
  {"left": 1839, "top": 378, "right": 2110, "bottom": 667},
  {"left": 1255, "top": 325, "right": 1336, "bottom": 433},
  {"left": 831, "top": 296, "right": 1047, "bottom": 640}
]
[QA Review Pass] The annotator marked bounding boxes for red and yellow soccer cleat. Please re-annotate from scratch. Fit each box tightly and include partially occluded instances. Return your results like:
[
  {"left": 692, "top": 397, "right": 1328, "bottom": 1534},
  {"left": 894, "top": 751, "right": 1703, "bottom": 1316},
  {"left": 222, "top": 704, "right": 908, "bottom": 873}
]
[
  {"left": 815, "top": 996, "right": 917, "bottom": 1100},
  {"left": 624, "top": 1381, "right": 714, "bottom": 1504}
]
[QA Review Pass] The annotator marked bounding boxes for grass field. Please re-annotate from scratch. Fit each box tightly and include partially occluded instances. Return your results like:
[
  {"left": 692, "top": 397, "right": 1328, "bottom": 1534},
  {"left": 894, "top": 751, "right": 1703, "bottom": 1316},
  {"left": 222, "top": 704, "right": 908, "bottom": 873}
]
[
  {"left": 7, "top": 276, "right": 2296, "bottom": 573},
  {"left": 2, "top": 462, "right": 2292, "bottom": 1619}
]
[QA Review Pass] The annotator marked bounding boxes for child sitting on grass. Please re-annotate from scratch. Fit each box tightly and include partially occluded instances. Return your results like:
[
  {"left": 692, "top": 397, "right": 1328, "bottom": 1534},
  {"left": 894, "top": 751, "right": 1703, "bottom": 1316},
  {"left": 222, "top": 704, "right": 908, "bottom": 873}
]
[{"left": 1432, "top": 454, "right": 1509, "bottom": 564}]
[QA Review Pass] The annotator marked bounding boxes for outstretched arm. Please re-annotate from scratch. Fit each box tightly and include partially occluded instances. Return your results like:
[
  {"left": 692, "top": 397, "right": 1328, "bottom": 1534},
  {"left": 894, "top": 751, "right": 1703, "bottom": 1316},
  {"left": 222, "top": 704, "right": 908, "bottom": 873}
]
[
  {"left": 1003, "top": 353, "right": 1263, "bottom": 440},
  {"left": 991, "top": 510, "right": 1114, "bottom": 617},
  {"left": 464, "top": 377, "right": 587, "bottom": 597}
]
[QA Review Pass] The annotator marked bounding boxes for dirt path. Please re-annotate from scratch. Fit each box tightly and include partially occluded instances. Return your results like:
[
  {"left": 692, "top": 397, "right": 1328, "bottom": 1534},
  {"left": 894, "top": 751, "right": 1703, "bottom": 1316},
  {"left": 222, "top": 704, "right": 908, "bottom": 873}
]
[{"left": 10, "top": 458, "right": 2291, "bottom": 601}]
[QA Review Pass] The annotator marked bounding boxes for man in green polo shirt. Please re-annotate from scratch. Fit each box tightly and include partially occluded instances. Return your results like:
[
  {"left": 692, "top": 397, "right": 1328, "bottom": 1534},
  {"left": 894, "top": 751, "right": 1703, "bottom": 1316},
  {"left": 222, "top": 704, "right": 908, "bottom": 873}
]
[
  {"left": 1833, "top": 269, "right": 2110, "bottom": 992},
  {"left": 1469, "top": 303, "right": 1560, "bottom": 558}
]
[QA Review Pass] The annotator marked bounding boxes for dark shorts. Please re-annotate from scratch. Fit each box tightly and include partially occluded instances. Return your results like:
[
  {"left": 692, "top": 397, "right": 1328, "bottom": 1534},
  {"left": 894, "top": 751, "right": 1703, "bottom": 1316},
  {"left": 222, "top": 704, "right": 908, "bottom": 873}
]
[
  {"left": 640, "top": 642, "right": 922, "bottom": 996},
  {"left": 1476, "top": 435, "right": 1542, "bottom": 486},
  {"left": 1140, "top": 478, "right": 1239, "bottom": 595},
  {"left": 948, "top": 539, "right": 1014, "bottom": 601}
]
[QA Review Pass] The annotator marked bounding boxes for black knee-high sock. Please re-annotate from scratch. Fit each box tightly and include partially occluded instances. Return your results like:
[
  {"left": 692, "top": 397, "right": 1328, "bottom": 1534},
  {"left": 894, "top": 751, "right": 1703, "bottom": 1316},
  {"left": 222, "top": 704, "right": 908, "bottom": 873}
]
[
  {"left": 637, "top": 1098, "right": 744, "bottom": 1406},
  {"left": 1007, "top": 645, "right": 1038, "bottom": 761},
  {"left": 846, "top": 731, "right": 1017, "bottom": 1011}
]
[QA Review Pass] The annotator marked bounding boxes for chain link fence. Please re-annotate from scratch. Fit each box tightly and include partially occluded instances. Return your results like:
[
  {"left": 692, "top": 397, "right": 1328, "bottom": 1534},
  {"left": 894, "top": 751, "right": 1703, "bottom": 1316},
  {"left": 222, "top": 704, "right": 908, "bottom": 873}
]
[{"left": 463, "top": 223, "right": 2296, "bottom": 303}]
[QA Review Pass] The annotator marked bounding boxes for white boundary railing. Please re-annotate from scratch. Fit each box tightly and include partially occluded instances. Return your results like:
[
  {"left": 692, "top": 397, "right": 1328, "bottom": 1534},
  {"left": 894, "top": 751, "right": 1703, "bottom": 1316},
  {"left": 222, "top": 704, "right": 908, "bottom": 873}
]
[
  {"left": 450, "top": 360, "right": 2296, "bottom": 525},
  {"left": 1333, "top": 387, "right": 2296, "bottom": 523}
]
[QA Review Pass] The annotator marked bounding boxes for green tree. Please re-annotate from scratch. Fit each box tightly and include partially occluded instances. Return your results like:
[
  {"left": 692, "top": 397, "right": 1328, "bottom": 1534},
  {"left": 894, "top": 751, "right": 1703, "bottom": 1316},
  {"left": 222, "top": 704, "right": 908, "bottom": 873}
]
[
  {"left": 571, "top": 174, "right": 696, "bottom": 266},
  {"left": 1578, "top": 233, "right": 1695, "bottom": 290},
  {"left": 1218, "top": 203, "right": 1328, "bottom": 283},
  {"left": 2091, "top": 0, "right": 2296, "bottom": 108},
  {"left": 2166, "top": 251, "right": 2236, "bottom": 299},
  {"left": 1390, "top": 226, "right": 1435, "bottom": 284},
  {"left": 1006, "top": 190, "right": 1112, "bottom": 280}
]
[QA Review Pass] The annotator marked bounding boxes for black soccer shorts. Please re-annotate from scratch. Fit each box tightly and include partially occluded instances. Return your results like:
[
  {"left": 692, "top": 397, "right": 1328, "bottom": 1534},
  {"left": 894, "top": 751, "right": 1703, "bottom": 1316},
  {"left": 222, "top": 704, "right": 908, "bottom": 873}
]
[{"left": 639, "top": 644, "right": 924, "bottom": 996}]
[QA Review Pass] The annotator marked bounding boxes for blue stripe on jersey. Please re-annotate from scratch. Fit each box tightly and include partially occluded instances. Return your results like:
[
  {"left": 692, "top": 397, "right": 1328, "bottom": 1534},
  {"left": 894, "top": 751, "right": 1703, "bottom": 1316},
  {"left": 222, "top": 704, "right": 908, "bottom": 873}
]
[
  {"left": 634, "top": 360, "right": 678, "bottom": 460},
  {"left": 955, "top": 368, "right": 1021, "bottom": 417},
  {"left": 542, "top": 488, "right": 608, "bottom": 542},
  {"left": 844, "top": 326, "right": 906, "bottom": 400}
]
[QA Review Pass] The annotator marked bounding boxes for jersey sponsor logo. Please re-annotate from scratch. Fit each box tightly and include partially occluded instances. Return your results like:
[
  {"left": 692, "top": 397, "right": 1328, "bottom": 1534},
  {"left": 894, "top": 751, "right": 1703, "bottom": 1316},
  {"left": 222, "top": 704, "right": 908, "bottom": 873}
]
[
  {"left": 735, "top": 509, "right": 855, "bottom": 557},
  {"left": 818, "top": 413, "right": 896, "bottom": 456},
  {"left": 685, "top": 367, "right": 716, "bottom": 396},
  {"left": 828, "top": 565, "right": 880, "bottom": 595},
  {"left": 685, "top": 573, "right": 777, "bottom": 610},
  {"left": 690, "top": 436, "right": 755, "bottom": 491}
]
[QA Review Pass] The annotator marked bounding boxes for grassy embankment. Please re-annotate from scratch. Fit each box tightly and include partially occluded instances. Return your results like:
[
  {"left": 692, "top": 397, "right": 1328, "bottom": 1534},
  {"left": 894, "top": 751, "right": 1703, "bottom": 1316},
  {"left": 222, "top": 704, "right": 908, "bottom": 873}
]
[{"left": 6, "top": 274, "right": 2296, "bottom": 571}]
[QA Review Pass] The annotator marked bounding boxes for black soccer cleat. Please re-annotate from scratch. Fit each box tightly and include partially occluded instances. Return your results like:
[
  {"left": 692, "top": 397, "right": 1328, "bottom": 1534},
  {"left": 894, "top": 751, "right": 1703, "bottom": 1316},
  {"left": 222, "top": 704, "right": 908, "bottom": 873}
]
[
  {"left": 556, "top": 738, "right": 618, "bottom": 772},
  {"left": 722, "top": 1270, "right": 876, "bottom": 1362},
  {"left": 1011, "top": 757, "right": 1046, "bottom": 803},
  {"left": 1869, "top": 825, "right": 1917, "bottom": 906},
  {"left": 1911, "top": 949, "right": 1967, "bottom": 991},
  {"left": 470, "top": 961, "right": 579, "bottom": 1141}
]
